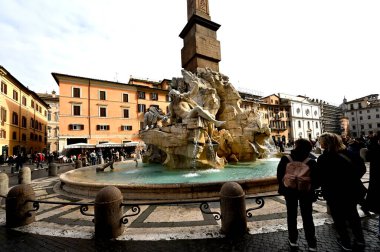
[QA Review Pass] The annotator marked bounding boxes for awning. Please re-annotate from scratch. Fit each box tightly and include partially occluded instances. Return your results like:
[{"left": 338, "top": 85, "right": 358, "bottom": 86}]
[
  {"left": 96, "top": 142, "right": 123, "bottom": 148},
  {"left": 123, "top": 141, "right": 139, "bottom": 147},
  {"left": 65, "top": 143, "right": 96, "bottom": 149}
]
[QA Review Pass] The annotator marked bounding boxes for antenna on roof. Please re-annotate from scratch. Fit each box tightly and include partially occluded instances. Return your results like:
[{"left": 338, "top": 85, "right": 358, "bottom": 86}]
[{"left": 114, "top": 72, "right": 119, "bottom": 82}]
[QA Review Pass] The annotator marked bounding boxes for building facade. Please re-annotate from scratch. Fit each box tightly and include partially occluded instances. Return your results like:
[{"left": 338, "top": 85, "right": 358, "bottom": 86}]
[
  {"left": 239, "top": 92, "right": 291, "bottom": 144},
  {"left": 0, "top": 66, "right": 49, "bottom": 160},
  {"left": 279, "top": 94, "right": 322, "bottom": 142},
  {"left": 342, "top": 94, "right": 380, "bottom": 137},
  {"left": 38, "top": 91, "right": 60, "bottom": 153},
  {"left": 52, "top": 73, "right": 170, "bottom": 152},
  {"left": 259, "top": 94, "right": 291, "bottom": 144}
]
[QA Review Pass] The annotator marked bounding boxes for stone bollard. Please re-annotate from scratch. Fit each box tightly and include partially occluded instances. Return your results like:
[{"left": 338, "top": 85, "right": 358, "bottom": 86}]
[
  {"left": 48, "top": 163, "right": 58, "bottom": 176},
  {"left": 6, "top": 184, "right": 36, "bottom": 227},
  {"left": 75, "top": 159, "right": 82, "bottom": 169},
  {"left": 0, "top": 172, "right": 9, "bottom": 199},
  {"left": 94, "top": 186, "right": 124, "bottom": 239},
  {"left": 220, "top": 182, "right": 247, "bottom": 236},
  {"left": 18, "top": 167, "right": 31, "bottom": 184}
]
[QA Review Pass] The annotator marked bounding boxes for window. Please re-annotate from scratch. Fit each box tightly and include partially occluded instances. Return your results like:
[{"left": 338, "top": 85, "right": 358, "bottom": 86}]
[
  {"left": 358, "top": 103, "right": 362, "bottom": 109},
  {"left": 298, "top": 121, "right": 301, "bottom": 128},
  {"left": 350, "top": 104, "right": 354, "bottom": 110},
  {"left": 0, "top": 129, "right": 6, "bottom": 139},
  {"left": 21, "top": 134, "right": 26, "bottom": 141},
  {"left": 0, "top": 107, "right": 6, "bottom": 123},
  {"left": 351, "top": 112, "right": 354, "bottom": 115},
  {"left": 307, "top": 121, "right": 310, "bottom": 128},
  {"left": 13, "top": 90, "right": 18, "bottom": 101},
  {"left": 368, "top": 115, "right": 371, "bottom": 119},
  {"left": 22, "top": 96, "right": 27, "bottom": 106},
  {"left": 30, "top": 133, "right": 34, "bottom": 141},
  {"left": 12, "top": 112, "right": 18, "bottom": 125},
  {"left": 39, "top": 135, "right": 42, "bottom": 142},
  {"left": 353, "top": 125, "right": 356, "bottom": 130},
  {"left": 21, "top": 116, "right": 27, "bottom": 128},
  {"left": 30, "top": 118, "right": 34, "bottom": 128},
  {"left": 150, "top": 93, "right": 158, "bottom": 101},
  {"left": 138, "top": 91, "right": 145, "bottom": 99},
  {"left": 0, "top": 81, "right": 7, "bottom": 94},
  {"left": 72, "top": 87, "right": 81, "bottom": 98},
  {"left": 96, "top": 125, "right": 110, "bottom": 131},
  {"left": 359, "top": 116, "right": 363, "bottom": 120},
  {"left": 48, "top": 112, "right": 51, "bottom": 121},
  {"left": 377, "top": 123, "right": 380, "bottom": 128},
  {"left": 316, "top": 122, "right": 319, "bottom": 128},
  {"left": 138, "top": 104, "right": 146, "bottom": 113},
  {"left": 367, "top": 110, "right": 370, "bottom": 113},
  {"left": 359, "top": 111, "right": 362, "bottom": 114},
  {"left": 69, "top": 124, "right": 84, "bottom": 130},
  {"left": 352, "top": 117, "right": 355, "bottom": 121},
  {"left": 122, "top": 93, "right": 129, "bottom": 102},
  {"left": 99, "top": 107, "right": 107, "bottom": 117},
  {"left": 73, "top": 105, "right": 81, "bottom": 116},
  {"left": 99, "top": 90, "right": 106, "bottom": 100},
  {"left": 376, "top": 114, "right": 380, "bottom": 119},
  {"left": 368, "top": 124, "right": 372, "bottom": 129},
  {"left": 361, "top": 125, "right": 364, "bottom": 130},
  {"left": 123, "top": 109, "right": 129, "bottom": 118},
  {"left": 121, "top": 125, "right": 132, "bottom": 131},
  {"left": 31, "top": 100, "right": 34, "bottom": 108},
  {"left": 12, "top": 131, "right": 17, "bottom": 140}
]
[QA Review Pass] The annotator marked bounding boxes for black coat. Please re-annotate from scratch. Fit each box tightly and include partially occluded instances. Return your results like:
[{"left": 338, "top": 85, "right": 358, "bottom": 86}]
[
  {"left": 365, "top": 144, "right": 380, "bottom": 213},
  {"left": 317, "top": 149, "right": 366, "bottom": 204},
  {"left": 277, "top": 150, "right": 319, "bottom": 196}
]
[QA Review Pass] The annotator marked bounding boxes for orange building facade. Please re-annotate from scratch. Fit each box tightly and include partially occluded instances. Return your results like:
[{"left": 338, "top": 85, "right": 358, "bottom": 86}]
[
  {"left": 0, "top": 66, "right": 49, "bottom": 159},
  {"left": 52, "top": 73, "right": 170, "bottom": 152}
]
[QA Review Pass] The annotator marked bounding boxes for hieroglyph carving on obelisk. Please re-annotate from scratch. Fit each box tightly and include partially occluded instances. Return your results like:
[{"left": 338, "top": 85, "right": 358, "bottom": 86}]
[{"left": 187, "top": 0, "right": 210, "bottom": 20}]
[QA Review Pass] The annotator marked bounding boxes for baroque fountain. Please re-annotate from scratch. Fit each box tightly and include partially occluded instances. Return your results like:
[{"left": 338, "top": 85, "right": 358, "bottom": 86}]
[
  {"left": 59, "top": 68, "right": 279, "bottom": 201},
  {"left": 59, "top": 0, "right": 279, "bottom": 201}
]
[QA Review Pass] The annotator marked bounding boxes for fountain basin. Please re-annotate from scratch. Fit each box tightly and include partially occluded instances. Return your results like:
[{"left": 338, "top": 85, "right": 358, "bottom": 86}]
[{"left": 59, "top": 159, "right": 280, "bottom": 202}]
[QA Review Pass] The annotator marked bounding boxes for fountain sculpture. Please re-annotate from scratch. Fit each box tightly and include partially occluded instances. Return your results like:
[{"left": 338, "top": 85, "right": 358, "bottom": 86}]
[{"left": 140, "top": 67, "right": 271, "bottom": 169}]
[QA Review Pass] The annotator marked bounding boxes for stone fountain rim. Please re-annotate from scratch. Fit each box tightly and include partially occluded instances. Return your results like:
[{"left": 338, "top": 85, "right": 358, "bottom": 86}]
[{"left": 59, "top": 165, "right": 278, "bottom": 201}]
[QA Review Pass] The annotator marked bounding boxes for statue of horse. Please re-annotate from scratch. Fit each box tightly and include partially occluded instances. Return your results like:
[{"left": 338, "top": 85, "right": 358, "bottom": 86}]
[{"left": 143, "top": 106, "right": 168, "bottom": 130}]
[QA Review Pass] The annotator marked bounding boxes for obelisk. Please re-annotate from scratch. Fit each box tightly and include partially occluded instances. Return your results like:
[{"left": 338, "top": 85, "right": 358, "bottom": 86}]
[{"left": 179, "top": 0, "right": 221, "bottom": 73}]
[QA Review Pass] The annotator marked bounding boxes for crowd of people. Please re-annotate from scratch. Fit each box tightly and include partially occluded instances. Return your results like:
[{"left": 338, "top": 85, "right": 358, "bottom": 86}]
[{"left": 277, "top": 131, "right": 380, "bottom": 251}]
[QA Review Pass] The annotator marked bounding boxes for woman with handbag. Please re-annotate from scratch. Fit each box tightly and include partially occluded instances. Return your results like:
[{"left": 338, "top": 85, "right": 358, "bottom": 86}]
[{"left": 317, "top": 133, "right": 366, "bottom": 251}]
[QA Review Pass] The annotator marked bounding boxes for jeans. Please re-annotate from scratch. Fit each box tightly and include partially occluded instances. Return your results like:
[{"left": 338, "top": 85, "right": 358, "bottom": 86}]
[{"left": 285, "top": 193, "right": 317, "bottom": 247}]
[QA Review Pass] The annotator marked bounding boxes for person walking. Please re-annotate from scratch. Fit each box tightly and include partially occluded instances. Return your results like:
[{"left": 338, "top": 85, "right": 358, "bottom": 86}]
[
  {"left": 90, "top": 150, "right": 97, "bottom": 166},
  {"left": 317, "top": 132, "right": 366, "bottom": 251},
  {"left": 277, "top": 138, "right": 319, "bottom": 251},
  {"left": 35, "top": 153, "right": 43, "bottom": 169},
  {"left": 364, "top": 131, "right": 380, "bottom": 239}
]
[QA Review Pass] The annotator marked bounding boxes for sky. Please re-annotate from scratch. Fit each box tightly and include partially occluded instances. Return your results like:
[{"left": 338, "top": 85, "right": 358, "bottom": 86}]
[{"left": 0, "top": 0, "right": 379, "bottom": 106}]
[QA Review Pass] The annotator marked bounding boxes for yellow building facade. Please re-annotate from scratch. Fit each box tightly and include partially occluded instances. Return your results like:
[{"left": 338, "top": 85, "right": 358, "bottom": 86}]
[
  {"left": 52, "top": 73, "right": 170, "bottom": 152},
  {"left": 0, "top": 66, "right": 49, "bottom": 160}
]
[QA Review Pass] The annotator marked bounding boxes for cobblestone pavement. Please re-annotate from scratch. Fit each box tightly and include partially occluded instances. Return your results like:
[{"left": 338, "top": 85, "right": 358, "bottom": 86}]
[{"left": 0, "top": 163, "right": 379, "bottom": 251}]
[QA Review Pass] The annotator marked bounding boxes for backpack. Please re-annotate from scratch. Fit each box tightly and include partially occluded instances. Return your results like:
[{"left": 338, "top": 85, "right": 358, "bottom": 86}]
[{"left": 283, "top": 155, "right": 312, "bottom": 192}]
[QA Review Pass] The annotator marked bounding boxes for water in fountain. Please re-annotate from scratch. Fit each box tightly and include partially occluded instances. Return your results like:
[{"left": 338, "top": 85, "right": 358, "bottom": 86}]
[
  {"left": 190, "top": 128, "right": 200, "bottom": 176},
  {"left": 204, "top": 131, "right": 216, "bottom": 165}
]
